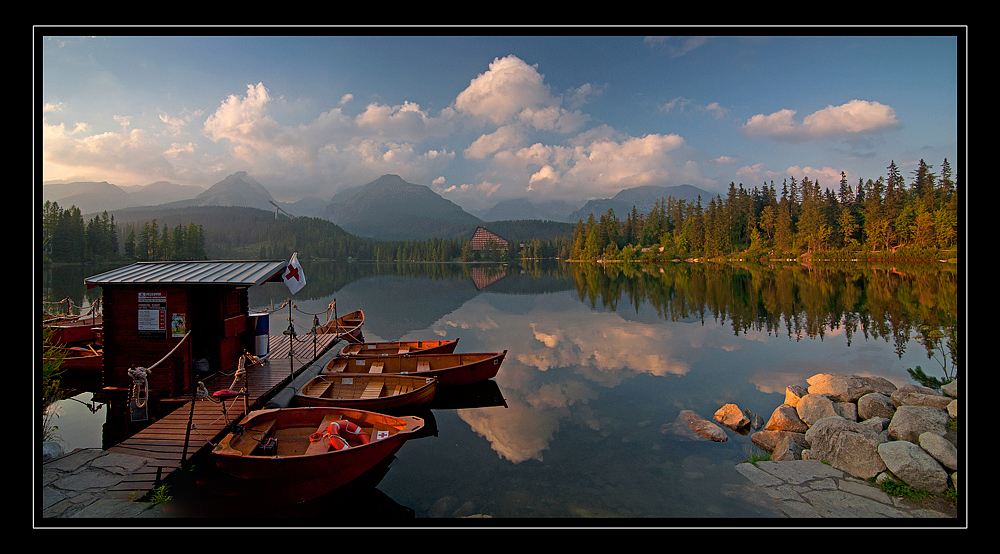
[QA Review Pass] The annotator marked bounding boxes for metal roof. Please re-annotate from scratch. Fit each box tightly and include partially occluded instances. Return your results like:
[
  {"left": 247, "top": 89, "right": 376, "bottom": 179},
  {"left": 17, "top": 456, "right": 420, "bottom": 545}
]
[{"left": 84, "top": 260, "right": 288, "bottom": 288}]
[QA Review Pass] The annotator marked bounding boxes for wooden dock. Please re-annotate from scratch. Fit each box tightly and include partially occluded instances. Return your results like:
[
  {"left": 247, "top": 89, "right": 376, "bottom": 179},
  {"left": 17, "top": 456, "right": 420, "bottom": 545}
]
[{"left": 104, "top": 333, "right": 342, "bottom": 499}]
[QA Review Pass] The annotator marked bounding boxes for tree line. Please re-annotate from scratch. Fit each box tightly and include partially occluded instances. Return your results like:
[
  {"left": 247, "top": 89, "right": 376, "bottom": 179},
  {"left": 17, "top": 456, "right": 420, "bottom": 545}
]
[
  {"left": 40, "top": 157, "right": 959, "bottom": 266},
  {"left": 41, "top": 201, "right": 206, "bottom": 264},
  {"left": 565, "top": 158, "right": 959, "bottom": 262}
]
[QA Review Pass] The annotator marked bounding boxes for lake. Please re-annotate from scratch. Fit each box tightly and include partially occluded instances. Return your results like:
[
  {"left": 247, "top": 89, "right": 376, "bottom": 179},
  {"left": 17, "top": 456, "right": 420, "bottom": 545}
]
[{"left": 41, "top": 259, "right": 958, "bottom": 522}]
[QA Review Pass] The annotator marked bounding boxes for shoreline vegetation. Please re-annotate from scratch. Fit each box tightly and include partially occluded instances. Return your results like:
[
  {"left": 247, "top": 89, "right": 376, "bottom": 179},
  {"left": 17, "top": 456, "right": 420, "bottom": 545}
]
[{"left": 41, "top": 159, "right": 959, "bottom": 269}]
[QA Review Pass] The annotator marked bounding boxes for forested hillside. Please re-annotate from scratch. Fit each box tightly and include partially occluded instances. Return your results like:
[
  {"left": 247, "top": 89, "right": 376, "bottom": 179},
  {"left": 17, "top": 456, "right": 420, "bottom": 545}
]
[
  {"left": 564, "top": 159, "right": 959, "bottom": 262},
  {"left": 39, "top": 158, "right": 960, "bottom": 266}
]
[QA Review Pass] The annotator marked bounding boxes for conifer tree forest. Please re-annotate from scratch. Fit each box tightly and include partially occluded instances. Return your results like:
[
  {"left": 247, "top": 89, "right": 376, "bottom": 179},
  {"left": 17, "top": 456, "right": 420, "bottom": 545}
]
[
  {"left": 566, "top": 159, "right": 959, "bottom": 263},
  {"left": 41, "top": 202, "right": 206, "bottom": 264},
  {"left": 39, "top": 158, "right": 959, "bottom": 266}
]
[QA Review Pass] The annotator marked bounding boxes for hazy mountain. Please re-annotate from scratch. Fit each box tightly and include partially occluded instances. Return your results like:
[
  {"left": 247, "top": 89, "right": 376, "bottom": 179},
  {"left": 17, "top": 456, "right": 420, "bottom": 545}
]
[
  {"left": 480, "top": 198, "right": 581, "bottom": 222},
  {"left": 42, "top": 179, "right": 205, "bottom": 215},
  {"left": 167, "top": 171, "right": 276, "bottom": 211},
  {"left": 42, "top": 181, "right": 134, "bottom": 213},
  {"left": 322, "top": 174, "right": 484, "bottom": 241},
  {"left": 567, "top": 184, "right": 712, "bottom": 222},
  {"left": 120, "top": 181, "right": 206, "bottom": 207}
]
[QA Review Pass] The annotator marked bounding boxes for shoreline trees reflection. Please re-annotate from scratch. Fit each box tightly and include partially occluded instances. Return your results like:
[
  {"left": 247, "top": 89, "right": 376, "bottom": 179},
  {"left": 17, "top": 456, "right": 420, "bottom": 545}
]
[
  {"left": 560, "top": 260, "right": 958, "bottom": 376},
  {"left": 44, "top": 258, "right": 959, "bottom": 383}
]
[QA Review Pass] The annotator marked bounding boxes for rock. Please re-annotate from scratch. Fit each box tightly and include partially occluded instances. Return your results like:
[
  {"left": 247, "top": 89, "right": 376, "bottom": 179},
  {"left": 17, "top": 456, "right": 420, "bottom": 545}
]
[
  {"left": 858, "top": 392, "right": 896, "bottom": 420},
  {"left": 743, "top": 408, "right": 764, "bottom": 430},
  {"left": 891, "top": 385, "right": 952, "bottom": 410},
  {"left": 835, "top": 401, "right": 857, "bottom": 422},
  {"left": 772, "top": 433, "right": 809, "bottom": 461},
  {"left": 877, "top": 440, "right": 949, "bottom": 494},
  {"left": 887, "top": 405, "right": 948, "bottom": 443},
  {"left": 764, "top": 404, "right": 809, "bottom": 433},
  {"left": 714, "top": 403, "right": 750, "bottom": 432},
  {"left": 663, "top": 410, "right": 729, "bottom": 442},
  {"left": 750, "top": 430, "right": 806, "bottom": 454},
  {"left": 807, "top": 373, "right": 897, "bottom": 402},
  {"left": 784, "top": 385, "right": 808, "bottom": 407},
  {"left": 796, "top": 394, "right": 840, "bottom": 426},
  {"left": 947, "top": 399, "right": 958, "bottom": 419},
  {"left": 942, "top": 380, "right": 958, "bottom": 398},
  {"left": 43, "top": 441, "right": 63, "bottom": 463},
  {"left": 918, "top": 431, "right": 958, "bottom": 471},
  {"left": 804, "top": 416, "right": 888, "bottom": 479}
]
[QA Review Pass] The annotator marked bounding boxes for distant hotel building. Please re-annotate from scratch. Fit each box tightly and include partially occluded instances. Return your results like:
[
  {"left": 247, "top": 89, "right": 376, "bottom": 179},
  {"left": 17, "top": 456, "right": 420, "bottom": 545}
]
[{"left": 470, "top": 226, "right": 508, "bottom": 251}]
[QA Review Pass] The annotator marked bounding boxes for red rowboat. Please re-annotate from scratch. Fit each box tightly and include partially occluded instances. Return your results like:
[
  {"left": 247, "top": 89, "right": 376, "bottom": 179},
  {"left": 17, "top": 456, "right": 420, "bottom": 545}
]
[
  {"left": 294, "top": 373, "right": 437, "bottom": 412},
  {"left": 338, "top": 338, "right": 459, "bottom": 357},
  {"left": 211, "top": 407, "right": 423, "bottom": 501},
  {"left": 324, "top": 351, "right": 507, "bottom": 387}
]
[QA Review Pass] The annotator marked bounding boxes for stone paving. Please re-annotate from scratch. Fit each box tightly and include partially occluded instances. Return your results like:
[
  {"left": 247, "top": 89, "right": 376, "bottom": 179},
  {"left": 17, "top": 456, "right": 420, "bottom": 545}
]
[
  {"left": 40, "top": 448, "right": 163, "bottom": 519},
  {"left": 40, "top": 447, "right": 961, "bottom": 522},
  {"left": 735, "top": 459, "right": 960, "bottom": 520}
]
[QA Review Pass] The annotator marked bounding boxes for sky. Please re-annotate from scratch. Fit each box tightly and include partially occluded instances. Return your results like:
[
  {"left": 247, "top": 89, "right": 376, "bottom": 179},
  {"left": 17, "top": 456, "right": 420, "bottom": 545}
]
[{"left": 38, "top": 30, "right": 963, "bottom": 212}]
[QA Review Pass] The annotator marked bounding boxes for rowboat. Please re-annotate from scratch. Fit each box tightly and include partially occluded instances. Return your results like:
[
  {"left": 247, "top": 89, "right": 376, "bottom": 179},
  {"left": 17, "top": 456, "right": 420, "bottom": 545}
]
[
  {"left": 211, "top": 407, "right": 423, "bottom": 500},
  {"left": 314, "top": 309, "right": 364, "bottom": 342},
  {"left": 339, "top": 338, "right": 459, "bottom": 357},
  {"left": 324, "top": 351, "right": 507, "bottom": 387},
  {"left": 294, "top": 373, "right": 437, "bottom": 412},
  {"left": 55, "top": 344, "right": 103, "bottom": 372}
]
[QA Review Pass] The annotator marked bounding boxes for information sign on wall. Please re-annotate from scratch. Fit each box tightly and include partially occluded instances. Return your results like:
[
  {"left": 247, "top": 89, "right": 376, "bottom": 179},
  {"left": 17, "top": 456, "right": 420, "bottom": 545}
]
[{"left": 138, "top": 292, "right": 167, "bottom": 338}]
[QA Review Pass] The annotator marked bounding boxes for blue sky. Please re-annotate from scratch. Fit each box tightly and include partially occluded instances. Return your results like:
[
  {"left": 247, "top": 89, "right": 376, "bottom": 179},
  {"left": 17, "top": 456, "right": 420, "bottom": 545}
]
[{"left": 39, "top": 31, "right": 963, "bottom": 212}]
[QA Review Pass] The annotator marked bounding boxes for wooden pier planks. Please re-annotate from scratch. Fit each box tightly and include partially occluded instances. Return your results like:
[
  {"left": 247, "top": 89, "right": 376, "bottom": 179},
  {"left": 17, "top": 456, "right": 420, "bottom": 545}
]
[{"left": 105, "top": 332, "right": 340, "bottom": 499}]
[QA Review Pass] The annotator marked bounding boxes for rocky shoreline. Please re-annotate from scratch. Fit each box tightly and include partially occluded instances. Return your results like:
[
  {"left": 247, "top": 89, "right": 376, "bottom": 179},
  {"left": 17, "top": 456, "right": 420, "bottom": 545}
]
[{"left": 712, "top": 373, "right": 958, "bottom": 501}]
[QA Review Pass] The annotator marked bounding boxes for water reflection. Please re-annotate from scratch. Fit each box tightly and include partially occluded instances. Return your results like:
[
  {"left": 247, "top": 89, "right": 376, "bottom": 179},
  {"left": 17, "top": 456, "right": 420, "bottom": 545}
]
[{"left": 42, "top": 260, "right": 958, "bottom": 518}]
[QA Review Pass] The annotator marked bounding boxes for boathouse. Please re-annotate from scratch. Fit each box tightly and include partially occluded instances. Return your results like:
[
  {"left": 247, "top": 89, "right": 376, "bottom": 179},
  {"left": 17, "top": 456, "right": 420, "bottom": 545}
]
[
  {"left": 470, "top": 226, "right": 508, "bottom": 251},
  {"left": 84, "top": 260, "right": 289, "bottom": 399}
]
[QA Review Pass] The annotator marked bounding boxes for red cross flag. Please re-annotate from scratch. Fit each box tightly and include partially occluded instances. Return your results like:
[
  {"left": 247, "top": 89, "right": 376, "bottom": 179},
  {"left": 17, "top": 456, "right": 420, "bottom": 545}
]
[{"left": 283, "top": 252, "right": 307, "bottom": 294}]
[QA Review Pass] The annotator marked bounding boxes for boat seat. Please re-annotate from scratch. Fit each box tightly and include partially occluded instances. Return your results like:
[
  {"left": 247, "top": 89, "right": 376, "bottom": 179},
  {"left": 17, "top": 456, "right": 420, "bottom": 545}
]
[
  {"left": 307, "top": 378, "right": 334, "bottom": 399},
  {"left": 328, "top": 359, "right": 348, "bottom": 373},
  {"left": 360, "top": 380, "right": 384, "bottom": 399},
  {"left": 416, "top": 361, "right": 430, "bottom": 372},
  {"left": 370, "top": 361, "right": 384, "bottom": 374},
  {"left": 393, "top": 382, "right": 412, "bottom": 395},
  {"left": 397, "top": 345, "right": 409, "bottom": 354}
]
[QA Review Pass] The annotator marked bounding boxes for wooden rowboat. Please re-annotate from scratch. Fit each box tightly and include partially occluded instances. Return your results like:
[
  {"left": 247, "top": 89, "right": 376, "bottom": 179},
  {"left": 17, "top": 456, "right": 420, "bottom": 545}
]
[
  {"left": 314, "top": 309, "right": 364, "bottom": 342},
  {"left": 324, "top": 351, "right": 507, "bottom": 387},
  {"left": 56, "top": 345, "right": 103, "bottom": 372},
  {"left": 294, "top": 373, "right": 437, "bottom": 412},
  {"left": 211, "top": 406, "right": 423, "bottom": 500},
  {"left": 339, "top": 338, "right": 459, "bottom": 357}
]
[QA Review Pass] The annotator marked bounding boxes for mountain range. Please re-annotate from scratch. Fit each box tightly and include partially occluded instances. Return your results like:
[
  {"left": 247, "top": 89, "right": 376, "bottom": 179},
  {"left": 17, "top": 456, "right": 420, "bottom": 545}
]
[{"left": 41, "top": 173, "right": 713, "bottom": 241}]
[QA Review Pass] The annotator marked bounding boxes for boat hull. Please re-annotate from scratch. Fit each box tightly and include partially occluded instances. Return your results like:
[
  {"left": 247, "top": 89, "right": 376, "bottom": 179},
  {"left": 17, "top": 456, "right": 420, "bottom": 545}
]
[
  {"left": 211, "top": 407, "right": 422, "bottom": 498},
  {"left": 294, "top": 373, "right": 438, "bottom": 412},
  {"left": 324, "top": 351, "right": 507, "bottom": 387},
  {"left": 339, "top": 338, "right": 459, "bottom": 357},
  {"left": 315, "top": 309, "right": 364, "bottom": 342}
]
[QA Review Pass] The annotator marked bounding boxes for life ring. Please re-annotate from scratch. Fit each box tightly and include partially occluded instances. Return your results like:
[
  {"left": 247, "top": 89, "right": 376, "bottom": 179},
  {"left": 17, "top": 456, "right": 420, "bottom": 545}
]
[{"left": 325, "top": 420, "right": 371, "bottom": 450}]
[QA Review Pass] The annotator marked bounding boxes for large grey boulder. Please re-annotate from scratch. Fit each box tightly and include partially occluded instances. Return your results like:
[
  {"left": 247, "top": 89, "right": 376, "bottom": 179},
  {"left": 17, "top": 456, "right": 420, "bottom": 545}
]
[
  {"left": 878, "top": 440, "right": 950, "bottom": 494},
  {"left": 764, "top": 404, "right": 809, "bottom": 433},
  {"left": 918, "top": 431, "right": 958, "bottom": 471},
  {"left": 807, "top": 373, "right": 897, "bottom": 402},
  {"left": 858, "top": 392, "right": 896, "bottom": 420},
  {"left": 887, "top": 405, "right": 948, "bottom": 443},
  {"left": 796, "top": 394, "right": 841, "bottom": 426},
  {"left": 804, "top": 416, "right": 888, "bottom": 479},
  {"left": 891, "top": 385, "right": 952, "bottom": 410}
]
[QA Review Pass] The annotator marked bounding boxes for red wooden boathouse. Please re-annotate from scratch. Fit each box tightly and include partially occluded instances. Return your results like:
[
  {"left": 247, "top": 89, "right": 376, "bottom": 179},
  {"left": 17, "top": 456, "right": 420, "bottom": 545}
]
[{"left": 84, "top": 260, "right": 289, "bottom": 400}]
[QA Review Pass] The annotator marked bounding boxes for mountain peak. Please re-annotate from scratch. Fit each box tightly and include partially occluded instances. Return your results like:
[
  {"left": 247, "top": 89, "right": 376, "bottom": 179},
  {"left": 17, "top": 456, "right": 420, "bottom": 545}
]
[{"left": 323, "top": 174, "right": 482, "bottom": 240}]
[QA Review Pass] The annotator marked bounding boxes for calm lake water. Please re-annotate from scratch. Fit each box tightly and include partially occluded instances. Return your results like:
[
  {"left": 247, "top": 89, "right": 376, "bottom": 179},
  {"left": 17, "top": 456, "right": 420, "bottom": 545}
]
[{"left": 42, "top": 260, "right": 958, "bottom": 523}]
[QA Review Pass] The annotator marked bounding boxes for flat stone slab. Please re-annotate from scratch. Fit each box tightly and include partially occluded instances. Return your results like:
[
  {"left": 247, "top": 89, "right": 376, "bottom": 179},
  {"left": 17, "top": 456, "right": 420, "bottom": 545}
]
[{"left": 735, "top": 460, "right": 956, "bottom": 519}]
